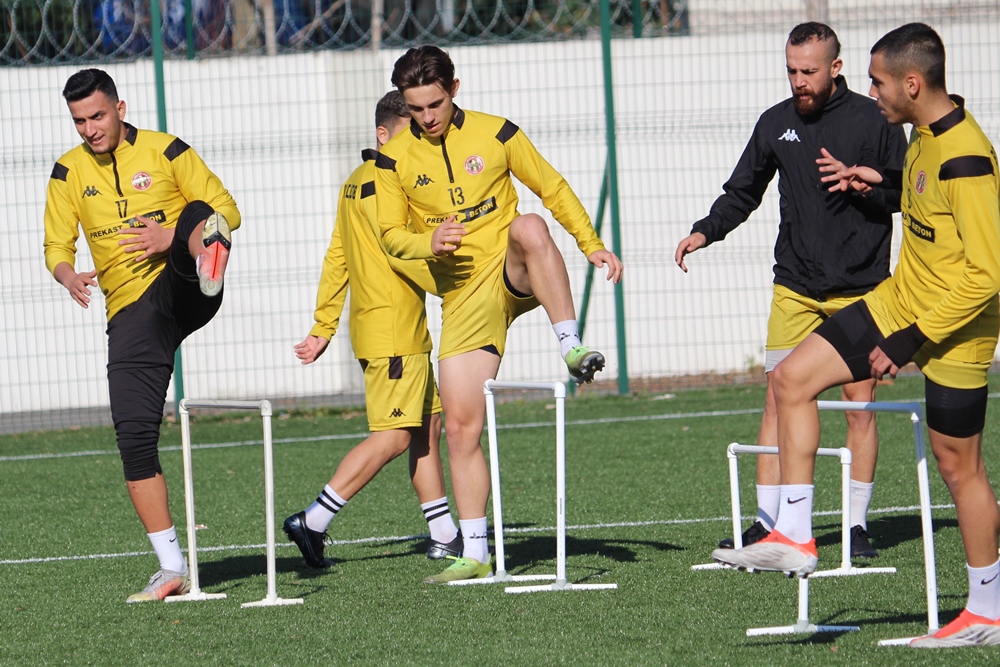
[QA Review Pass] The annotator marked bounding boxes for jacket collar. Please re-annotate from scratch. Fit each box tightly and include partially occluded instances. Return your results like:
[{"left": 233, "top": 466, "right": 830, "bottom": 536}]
[
  {"left": 928, "top": 95, "right": 965, "bottom": 136},
  {"left": 361, "top": 148, "right": 377, "bottom": 162}
]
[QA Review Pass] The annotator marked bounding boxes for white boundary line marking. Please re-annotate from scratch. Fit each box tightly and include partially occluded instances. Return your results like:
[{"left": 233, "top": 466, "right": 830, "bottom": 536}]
[{"left": 1, "top": 503, "right": 956, "bottom": 566}]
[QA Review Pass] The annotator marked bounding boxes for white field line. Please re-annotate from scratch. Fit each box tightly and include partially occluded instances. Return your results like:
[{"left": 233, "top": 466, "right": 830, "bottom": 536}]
[{"left": 0, "top": 503, "right": 957, "bottom": 566}]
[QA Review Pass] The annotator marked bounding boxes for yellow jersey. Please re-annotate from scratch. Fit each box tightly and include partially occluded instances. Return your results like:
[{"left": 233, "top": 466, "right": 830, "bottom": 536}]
[
  {"left": 44, "top": 123, "right": 241, "bottom": 320},
  {"left": 866, "top": 98, "right": 1000, "bottom": 360},
  {"left": 309, "top": 150, "right": 436, "bottom": 359},
  {"left": 374, "top": 107, "right": 605, "bottom": 302}
]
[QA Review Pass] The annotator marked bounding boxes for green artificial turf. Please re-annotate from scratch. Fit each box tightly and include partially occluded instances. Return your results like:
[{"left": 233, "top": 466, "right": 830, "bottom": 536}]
[{"left": 2, "top": 375, "right": 1000, "bottom": 665}]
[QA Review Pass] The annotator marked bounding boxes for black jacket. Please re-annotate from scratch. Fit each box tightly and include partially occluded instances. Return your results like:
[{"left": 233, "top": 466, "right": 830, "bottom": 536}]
[{"left": 691, "top": 76, "right": 907, "bottom": 299}]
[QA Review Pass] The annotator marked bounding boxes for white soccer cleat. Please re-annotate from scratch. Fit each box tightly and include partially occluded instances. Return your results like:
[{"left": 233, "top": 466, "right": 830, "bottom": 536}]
[
  {"left": 910, "top": 609, "right": 1000, "bottom": 648},
  {"left": 126, "top": 568, "right": 191, "bottom": 603},
  {"left": 711, "top": 529, "right": 818, "bottom": 577},
  {"left": 197, "top": 212, "right": 231, "bottom": 297}
]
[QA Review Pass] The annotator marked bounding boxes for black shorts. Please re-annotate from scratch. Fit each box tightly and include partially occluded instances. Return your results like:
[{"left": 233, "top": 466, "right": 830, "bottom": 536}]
[
  {"left": 108, "top": 201, "right": 221, "bottom": 481},
  {"left": 815, "top": 301, "right": 988, "bottom": 437},
  {"left": 813, "top": 300, "right": 885, "bottom": 383}
]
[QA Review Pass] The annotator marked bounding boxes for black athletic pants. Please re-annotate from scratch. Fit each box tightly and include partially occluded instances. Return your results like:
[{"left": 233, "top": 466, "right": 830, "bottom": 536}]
[{"left": 107, "top": 201, "right": 220, "bottom": 481}]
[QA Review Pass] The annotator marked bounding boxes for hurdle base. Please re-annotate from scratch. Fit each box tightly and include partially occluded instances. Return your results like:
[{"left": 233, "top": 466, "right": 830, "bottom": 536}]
[
  {"left": 241, "top": 595, "right": 304, "bottom": 608},
  {"left": 691, "top": 562, "right": 725, "bottom": 571},
  {"left": 692, "top": 562, "right": 896, "bottom": 576},
  {"left": 165, "top": 591, "right": 228, "bottom": 603},
  {"left": 506, "top": 581, "right": 618, "bottom": 594},
  {"left": 877, "top": 637, "right": 921, "bottom": 646},
  {"left": 809, "top": 566, "right": 896, "bottom": 578},
  {"left": 747, "top": 621, "right": 860, "bottom": 636},
  {"left": 447, "top": 572, "right": 555, "bottom": 587}
]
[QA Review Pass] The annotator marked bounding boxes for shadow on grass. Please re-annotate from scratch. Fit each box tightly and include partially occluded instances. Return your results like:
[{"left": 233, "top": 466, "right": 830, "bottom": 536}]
[
  {"left": 197, "top": 554, "right": 329, "bottom": 598},
  {"left": 297, "top": 521, "right": 680, "bottom": 568},
  {"left": 813, "top": 514, "right": 959, "bottom": 555}
]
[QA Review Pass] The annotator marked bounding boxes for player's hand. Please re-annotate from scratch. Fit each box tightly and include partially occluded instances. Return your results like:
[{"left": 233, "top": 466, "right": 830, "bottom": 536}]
[
  {"left": 294, "top": 335, "right": 330, "bottom": 365},
  {"left": 587, "top": 249, "right": 623, "bottom": 284},
  {"left": 674, "top": 232, "right": 707, "bottom": 273},
  {"left": 431, "top": 216, "right": 465, "bottom": 256},
  {"left": 59, "top": 268, "right": 99, "bottom": 309},
  {"left": 119, "top": 215, "right": 174, "bottom": 262},
  {"left": 868, "top": 345, "right": 900, "bottom": 381},
  {"left": 819, "top": 149, "right": 881, "bottom": 195}
]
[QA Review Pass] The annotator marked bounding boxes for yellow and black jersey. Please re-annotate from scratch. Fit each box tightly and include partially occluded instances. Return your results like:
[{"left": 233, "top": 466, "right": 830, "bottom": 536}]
[
  {"left": 44, "top": 123, "right": 240, "bottom": 320},
  {"left": 310, "top": 149, "right": 436, "bottom": 359},
  {"left": 867, "top": 97, "right": 1000, "bottom": 349},
  {"left": 374, "top": 107, "right": 605, "bottom": 300}
]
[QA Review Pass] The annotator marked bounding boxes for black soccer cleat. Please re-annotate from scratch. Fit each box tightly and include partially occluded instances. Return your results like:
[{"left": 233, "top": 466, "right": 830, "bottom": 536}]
[
  {"left": 718, "top": 520, "right": 771, "bottom": 550},
  {"left": 850, "top": 525, "right": 879, "bottom": 559},
  {"left": 282, "top": 511, "right": 333, "bottom": 569},
  {"left": 427, "top": 531, "right": 463, "bottom": 560}
]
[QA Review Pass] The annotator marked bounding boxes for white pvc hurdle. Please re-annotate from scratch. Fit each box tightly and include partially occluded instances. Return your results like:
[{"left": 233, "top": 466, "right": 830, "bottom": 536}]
[
  {"left": 448, "top": 380, "right": 617, "bottom": 593},
  {"left": 166, "top": 398, "right": 303, "bottom": 608},
  {"left": 692, "top": 400, "right": 938, "bottom": 641}
]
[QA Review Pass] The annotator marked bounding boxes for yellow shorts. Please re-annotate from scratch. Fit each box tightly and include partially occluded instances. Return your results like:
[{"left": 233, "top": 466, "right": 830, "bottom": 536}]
[
  {"left": 863, "top": 289, "right": 997, "bottom": 389},
  {"left": 765, "top": 285, "right": 864, "bottom": 370},
  {"left": 360, "top": 353, "right": 441, "bottom": 432},
  {"left": 438, "top": 251, "right": 540, "bottom": 360}
]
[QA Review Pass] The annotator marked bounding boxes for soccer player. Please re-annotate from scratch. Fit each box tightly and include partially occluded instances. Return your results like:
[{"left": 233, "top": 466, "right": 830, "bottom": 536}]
[
  {"left": 713, "top": 22, "right": 1000, "bottom": 648},
  {"left": 283, "top": 91, "right": 460, "bottom": 568},
  {"left": 376, "top": 45, "right": 624, "bottom": 583},
  {"left": 44, "top": 68, "right": 238, "bottom": 602},
  {"left": 675, "top": 22, "right": 906, "bottom": 558}
]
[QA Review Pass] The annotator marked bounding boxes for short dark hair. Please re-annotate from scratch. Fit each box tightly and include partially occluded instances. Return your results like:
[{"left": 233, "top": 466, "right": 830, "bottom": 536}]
[
  {"left": 871, "top": 22, "right": 946, "bottom": 90},
  {"left": 375, "top": 90, "right": 410, "bottom": 129},
  {"left": 788, "top": 22, "right": 841, "bottom": 59},
  {"left": 390, "top": 45, "right": 455, "bottom": 92},
  {"left": 62, "top": 69, "right": 118, "bottom": 103}
]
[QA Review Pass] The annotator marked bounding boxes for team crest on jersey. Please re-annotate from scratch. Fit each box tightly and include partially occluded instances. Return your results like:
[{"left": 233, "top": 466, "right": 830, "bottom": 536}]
[
  {"left": 132, "top": 172, "right": 152, "bottom": 191},
  {"left": 915, "top": 171, "right": 926, "bottom": 194},
  {"left": 465, "top": 155, "right": 485, "bottom": 175}
]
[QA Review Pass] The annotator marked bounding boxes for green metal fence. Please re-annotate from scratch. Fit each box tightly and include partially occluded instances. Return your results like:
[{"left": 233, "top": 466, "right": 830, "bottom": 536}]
[{"left": 1, "top": 0, "right": 688, "bottom": 64}]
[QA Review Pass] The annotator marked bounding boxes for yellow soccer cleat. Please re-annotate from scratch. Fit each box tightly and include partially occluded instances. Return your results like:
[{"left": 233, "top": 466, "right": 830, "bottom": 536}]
[{"left": 423, "top": 556, "right": 492, "bottom": 584}]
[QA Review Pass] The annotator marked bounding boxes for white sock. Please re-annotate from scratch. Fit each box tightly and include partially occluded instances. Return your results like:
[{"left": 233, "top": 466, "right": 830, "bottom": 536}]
[
  {"left": 148, "top": 526, "right": 187, "bottom": 574},
  {"left": 552, "top": 320, "right": 582, "bottom": 358},
  {"left": 459, "top": 517, "right": 489, "bottom": 564},
  {"left": 850, "top": 480, "right": 874, "bottom": 530},
  {"left": 755, "top": 485, "right": 780, "bottom": 531},
  {"left": 967, "top": 559, "right": 1000, "bottom": 619},
  {"left": 421, "top": 497, "right": 459, "bottom": 543},
  {"left": 305, "top": 485, "right": 346, "bottom": 532},
  {"left": 773, "top": 484, "right": 814, "bottom": 544}
]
